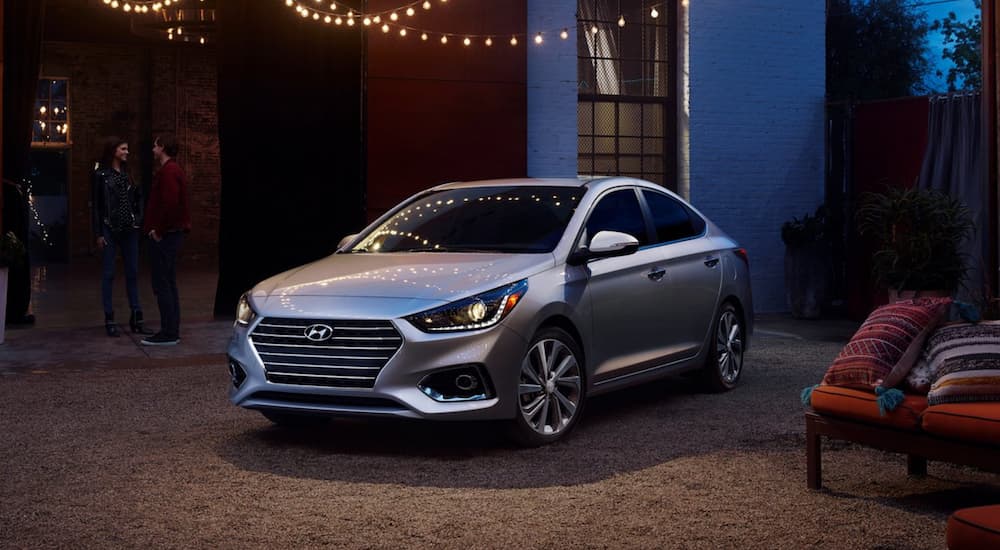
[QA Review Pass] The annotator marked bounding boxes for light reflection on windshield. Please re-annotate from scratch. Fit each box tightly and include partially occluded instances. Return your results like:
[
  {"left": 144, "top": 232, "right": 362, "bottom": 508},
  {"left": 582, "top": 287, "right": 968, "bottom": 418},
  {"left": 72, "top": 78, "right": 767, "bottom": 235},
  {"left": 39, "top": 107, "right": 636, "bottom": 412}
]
[{"left": 353, "top": 186, "right": 581, "bottom": 253}]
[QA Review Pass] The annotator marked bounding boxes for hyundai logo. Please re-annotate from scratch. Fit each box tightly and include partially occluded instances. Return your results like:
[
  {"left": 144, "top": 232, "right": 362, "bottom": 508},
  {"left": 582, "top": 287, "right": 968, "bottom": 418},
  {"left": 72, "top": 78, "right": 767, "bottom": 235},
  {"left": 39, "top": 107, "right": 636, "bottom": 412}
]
[{"left": 304, "top": 324, "right": 334, "bottom": 342}]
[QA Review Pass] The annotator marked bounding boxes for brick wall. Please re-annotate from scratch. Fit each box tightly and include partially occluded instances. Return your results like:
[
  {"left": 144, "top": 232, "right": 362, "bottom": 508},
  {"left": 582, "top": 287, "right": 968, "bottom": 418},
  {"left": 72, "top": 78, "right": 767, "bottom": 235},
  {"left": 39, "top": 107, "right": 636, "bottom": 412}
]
[
  {"left": 685, "top": 1, "right": 826, "bottom": 312},
  {"left": 527, "top": 0, "right": 577, "bottom": 178},
  {"left": 40, "top": 41, "right": 219, "bottom": 263}
]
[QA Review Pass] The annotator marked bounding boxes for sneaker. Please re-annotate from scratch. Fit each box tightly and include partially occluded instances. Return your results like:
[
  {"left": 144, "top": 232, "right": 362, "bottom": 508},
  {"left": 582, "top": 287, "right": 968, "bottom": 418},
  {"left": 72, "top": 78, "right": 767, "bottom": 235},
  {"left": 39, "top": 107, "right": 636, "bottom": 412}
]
[{"left": 141, "top": 332, "right": 180, "bottom": 346}]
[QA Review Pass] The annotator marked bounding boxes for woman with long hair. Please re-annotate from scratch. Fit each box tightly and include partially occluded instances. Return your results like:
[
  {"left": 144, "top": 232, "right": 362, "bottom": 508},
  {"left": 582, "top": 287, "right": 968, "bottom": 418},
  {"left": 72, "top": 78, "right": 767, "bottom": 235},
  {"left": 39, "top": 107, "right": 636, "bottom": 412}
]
[{"left": 92, "top": 136, "right": 152, "bottom": 337}]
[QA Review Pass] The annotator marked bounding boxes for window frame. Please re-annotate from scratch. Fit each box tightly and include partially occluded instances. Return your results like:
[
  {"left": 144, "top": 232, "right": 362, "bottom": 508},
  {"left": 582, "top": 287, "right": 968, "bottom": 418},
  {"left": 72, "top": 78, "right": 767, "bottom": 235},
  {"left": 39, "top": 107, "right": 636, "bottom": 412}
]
[
  {"left": 636, "top": 188, "right": 708, "bottom": 248},
  {"left": 32, "top": 76, "right": 72, "bottom": 149}
]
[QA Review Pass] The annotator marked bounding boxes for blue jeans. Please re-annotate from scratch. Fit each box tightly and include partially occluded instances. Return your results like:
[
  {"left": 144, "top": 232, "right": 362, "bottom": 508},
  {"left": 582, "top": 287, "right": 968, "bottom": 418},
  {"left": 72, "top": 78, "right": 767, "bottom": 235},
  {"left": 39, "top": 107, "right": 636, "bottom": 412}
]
[
  {"left": 150, "top": 231, "right": 183, "bottom": 338},
  {"left": 101, "top": 227, "right": 141, "bottom": 316}
]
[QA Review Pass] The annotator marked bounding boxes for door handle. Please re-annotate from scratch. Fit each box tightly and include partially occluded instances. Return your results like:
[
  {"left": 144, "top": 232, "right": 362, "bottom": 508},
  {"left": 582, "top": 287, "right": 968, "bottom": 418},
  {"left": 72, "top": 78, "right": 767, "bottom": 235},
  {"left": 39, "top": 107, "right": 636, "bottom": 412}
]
[
  {"left": 647, "top": 268, "right": 666, "bottom": 282},
  {"left": 704, "top": 257, "right": 720, "bottom": 268}
]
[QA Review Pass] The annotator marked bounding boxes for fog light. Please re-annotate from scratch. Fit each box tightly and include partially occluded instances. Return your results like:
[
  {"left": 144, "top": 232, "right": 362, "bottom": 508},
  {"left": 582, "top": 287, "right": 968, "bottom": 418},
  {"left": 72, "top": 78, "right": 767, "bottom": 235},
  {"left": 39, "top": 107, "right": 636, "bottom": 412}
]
[
  {"left": 228, "top": 357, "right": 247, "bottom": 388},
  {"left": 418, "top": 365, "right": 493, "bottom": 402}
]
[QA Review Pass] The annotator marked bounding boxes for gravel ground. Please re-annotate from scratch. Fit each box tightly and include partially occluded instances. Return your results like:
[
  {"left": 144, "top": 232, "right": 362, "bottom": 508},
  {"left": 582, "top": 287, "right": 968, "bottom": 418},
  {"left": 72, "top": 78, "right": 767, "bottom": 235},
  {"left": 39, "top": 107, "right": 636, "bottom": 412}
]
[{"left": 1, "top": 333, "right": 997, "bottom": 549}]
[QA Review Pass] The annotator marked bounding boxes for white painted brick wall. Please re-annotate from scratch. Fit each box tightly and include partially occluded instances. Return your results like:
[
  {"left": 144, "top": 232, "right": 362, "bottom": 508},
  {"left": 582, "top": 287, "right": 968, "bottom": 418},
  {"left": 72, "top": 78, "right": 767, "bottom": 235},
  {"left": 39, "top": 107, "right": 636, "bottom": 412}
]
[
  {"left": 527, "top": 0, "right": 578, "bottom": 177},
  {"left": 687, "top": 1, "right": 826, "bottom": 312},
  {"left": 526, "top": 1, "right": 826, "bottom": 313}
]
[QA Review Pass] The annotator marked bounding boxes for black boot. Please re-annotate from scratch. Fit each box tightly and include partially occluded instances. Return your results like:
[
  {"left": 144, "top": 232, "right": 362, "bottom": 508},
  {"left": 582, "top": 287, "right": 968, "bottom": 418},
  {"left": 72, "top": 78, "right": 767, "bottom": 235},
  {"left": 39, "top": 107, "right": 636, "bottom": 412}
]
[
  {"left": 105, "top": 312, "right": 120, "bottom": 337},
  {"left": 129, "top": 310, "right": 154, "bottom": 335}
]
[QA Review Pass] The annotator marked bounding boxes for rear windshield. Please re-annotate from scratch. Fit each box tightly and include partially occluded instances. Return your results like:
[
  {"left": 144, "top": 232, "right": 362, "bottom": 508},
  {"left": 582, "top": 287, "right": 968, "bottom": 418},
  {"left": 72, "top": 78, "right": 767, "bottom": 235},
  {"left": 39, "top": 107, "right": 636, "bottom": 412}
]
[{"left": 352, "top": 186, "right": 582, "bottom": 253}]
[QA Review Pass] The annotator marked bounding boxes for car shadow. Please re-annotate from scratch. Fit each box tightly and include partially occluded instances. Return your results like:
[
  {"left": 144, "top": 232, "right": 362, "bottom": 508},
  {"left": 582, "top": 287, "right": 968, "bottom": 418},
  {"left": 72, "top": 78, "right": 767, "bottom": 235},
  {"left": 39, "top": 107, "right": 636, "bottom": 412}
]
[{"left": 215, "top": 374, "right": 751, "bottom": 489}]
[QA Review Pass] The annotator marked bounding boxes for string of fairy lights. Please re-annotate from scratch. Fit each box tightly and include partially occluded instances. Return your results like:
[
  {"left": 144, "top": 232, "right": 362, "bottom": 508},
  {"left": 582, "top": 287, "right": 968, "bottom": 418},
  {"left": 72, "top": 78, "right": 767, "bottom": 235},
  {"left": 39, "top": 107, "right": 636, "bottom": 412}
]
[
  {"left": 284, "top": 0, "right": 673, "bottom": 48},
  {"left": 99, "top": 0, "right": 676, "bottom": 48}
]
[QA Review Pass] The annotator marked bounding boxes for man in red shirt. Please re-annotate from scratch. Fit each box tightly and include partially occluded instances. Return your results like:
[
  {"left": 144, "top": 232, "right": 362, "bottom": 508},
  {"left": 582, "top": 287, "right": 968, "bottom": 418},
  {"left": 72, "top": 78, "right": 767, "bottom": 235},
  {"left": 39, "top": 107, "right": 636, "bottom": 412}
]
[{"left": 141, "top": 134, "right": 191, "bottom": 346}]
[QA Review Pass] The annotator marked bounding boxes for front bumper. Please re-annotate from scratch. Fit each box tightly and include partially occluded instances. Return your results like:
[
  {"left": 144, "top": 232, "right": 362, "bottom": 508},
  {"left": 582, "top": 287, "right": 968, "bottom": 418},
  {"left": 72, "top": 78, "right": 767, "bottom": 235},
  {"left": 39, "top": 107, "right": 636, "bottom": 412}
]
[{"left": 228, "top": 315, "right": 528, "bottom": 421}]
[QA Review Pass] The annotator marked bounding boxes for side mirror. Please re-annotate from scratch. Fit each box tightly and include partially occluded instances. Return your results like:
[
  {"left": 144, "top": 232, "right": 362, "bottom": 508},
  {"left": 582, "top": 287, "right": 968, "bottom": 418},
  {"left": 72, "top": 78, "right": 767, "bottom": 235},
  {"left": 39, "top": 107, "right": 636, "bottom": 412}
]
[
  {"left": 567, "top": 230, "right": 640, "bottom": 265},
  {"left": 336, "top": 233, "right": 358, "bottom": 251}
]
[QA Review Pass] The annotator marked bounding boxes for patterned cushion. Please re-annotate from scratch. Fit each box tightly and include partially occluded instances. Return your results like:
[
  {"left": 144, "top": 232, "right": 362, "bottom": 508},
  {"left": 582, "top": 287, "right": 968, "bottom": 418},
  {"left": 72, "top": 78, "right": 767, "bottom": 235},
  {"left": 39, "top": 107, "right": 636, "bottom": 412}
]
[
  {"left": 925, "top": 321, "right": 1000, "bottom": 405},
  {"left": 822, "top": 298, "right": 951, "bottom": 390}
]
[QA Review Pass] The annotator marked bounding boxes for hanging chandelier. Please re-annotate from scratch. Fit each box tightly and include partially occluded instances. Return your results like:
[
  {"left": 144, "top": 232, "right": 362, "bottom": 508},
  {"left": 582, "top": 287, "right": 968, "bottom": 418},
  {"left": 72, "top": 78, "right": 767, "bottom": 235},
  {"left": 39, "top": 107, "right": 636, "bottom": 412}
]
[{"left": 100, "top": 0, "right": 217, "bottom": 45}]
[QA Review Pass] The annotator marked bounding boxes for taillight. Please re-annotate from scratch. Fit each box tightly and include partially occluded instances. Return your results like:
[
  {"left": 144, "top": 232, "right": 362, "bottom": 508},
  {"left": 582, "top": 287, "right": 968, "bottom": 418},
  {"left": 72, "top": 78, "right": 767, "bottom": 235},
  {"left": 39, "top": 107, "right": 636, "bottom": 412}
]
[{"left": 733, "top": 248, "right": 749, "bottom": 266}]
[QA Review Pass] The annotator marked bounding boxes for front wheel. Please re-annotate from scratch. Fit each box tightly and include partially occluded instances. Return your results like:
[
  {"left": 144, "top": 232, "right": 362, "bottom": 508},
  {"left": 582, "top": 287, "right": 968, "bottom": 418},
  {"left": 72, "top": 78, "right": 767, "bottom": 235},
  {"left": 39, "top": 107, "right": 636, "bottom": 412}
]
[
  {"left": 507, "top": 327, "right": 586, "bottom": 447},
  {"left": 700, "top": 302, "right": 745, "bottom": 392}
]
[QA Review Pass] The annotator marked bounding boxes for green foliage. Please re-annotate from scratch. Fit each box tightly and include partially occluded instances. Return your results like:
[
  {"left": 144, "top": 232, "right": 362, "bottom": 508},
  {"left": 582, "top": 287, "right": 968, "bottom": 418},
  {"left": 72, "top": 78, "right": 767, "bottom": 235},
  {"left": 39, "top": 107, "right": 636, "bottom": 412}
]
[
  {"left": 931, "top": 0, "right": 982, "bottom": 92},
  {"left": 782, "top": 206, "right": 829, "bottom": 248},
  {"left": 828, "top": 0, "right": 933, "bottom": 100},
  {"left": 0, "top": 231, "right": 26, "bottom": 269},
  {"left": 857, "top": 188, "right": 973, "bottom": 291}
]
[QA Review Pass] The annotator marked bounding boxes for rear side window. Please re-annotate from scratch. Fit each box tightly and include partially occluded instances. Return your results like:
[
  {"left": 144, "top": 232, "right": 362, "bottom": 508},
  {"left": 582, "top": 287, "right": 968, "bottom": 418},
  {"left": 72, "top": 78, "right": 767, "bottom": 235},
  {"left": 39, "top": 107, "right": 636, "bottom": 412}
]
[
  {"left": 584, "top": 189, "right": 649, "bottom": 245},
  {"left": 642, "top": 190, "right": 705, "bottom": 244}
]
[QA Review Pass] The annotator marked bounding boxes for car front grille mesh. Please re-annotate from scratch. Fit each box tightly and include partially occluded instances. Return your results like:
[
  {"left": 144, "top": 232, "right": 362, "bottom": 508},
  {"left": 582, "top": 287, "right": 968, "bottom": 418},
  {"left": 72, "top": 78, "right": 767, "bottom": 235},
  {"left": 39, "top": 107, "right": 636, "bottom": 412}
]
[{"left": 250, "top": 318, "right": 402, "bottom": 388}]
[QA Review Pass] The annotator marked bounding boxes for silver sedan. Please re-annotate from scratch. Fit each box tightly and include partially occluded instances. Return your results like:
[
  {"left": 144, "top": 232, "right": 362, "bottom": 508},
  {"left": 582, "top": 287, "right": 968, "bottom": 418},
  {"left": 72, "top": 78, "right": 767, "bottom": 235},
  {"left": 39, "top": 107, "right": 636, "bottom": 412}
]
[{"left": 227, "top": 177, "right": 753, "bottom": 445}]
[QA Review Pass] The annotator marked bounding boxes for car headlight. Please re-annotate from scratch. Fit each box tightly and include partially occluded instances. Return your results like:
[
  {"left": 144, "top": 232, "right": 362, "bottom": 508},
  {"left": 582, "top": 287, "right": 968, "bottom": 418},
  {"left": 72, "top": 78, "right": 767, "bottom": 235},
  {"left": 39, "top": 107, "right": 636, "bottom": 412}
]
[
  {"left": 235, "top": 292, "right": 256, "bottom": 326},
  {"left": 407, "top": 280, "right": 528, "bottom": 332}
]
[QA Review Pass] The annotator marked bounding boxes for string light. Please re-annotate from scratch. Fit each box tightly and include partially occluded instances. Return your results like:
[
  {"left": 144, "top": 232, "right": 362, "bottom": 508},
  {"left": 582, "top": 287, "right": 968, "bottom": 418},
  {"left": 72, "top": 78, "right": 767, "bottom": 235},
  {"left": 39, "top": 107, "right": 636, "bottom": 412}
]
[{"left": 279, "top": 0, "right": 668, "bottom": 50}]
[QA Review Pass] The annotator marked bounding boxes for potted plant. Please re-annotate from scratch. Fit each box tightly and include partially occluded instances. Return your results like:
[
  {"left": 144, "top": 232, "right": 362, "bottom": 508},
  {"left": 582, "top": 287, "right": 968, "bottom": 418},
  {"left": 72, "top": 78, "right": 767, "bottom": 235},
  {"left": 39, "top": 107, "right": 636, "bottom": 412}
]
[
  {"left": 856, "top": 187, "right": 973, "bottom": 301},
  {"left": 0, "top": 231, "right": 26, "bottom": 344},
  {"left": 782, "top": 205, "right": 831, "bottom": 319}
]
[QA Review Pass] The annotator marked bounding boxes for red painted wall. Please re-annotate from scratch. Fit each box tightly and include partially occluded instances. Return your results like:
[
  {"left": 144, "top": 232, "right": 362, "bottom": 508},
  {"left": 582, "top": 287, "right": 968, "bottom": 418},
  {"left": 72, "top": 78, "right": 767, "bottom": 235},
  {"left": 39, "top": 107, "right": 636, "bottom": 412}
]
[
  {"left": 847, "top": 96, "right": 930, "bottom": 318},
  {"left": 365, "top": 0, "right": 527, "bottom": 221}
]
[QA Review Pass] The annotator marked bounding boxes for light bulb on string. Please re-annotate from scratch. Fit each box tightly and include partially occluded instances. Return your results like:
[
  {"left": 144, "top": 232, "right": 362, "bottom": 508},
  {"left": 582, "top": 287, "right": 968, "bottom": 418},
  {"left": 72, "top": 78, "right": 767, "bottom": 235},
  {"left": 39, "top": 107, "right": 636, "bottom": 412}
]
[
  {"left": 510, "top": 36, "right": 517, "bottom": 46},
  {"left": 463, "top": 37, "right": 471, "bottom": 46},
  {"left": 381, "top": 23, "right": 389, "bottom": 32},
  {"left": 591, "top": 24, "right": 598, "bottom": 34},
  {"left": 485, "top": 37, "right": 492, "bottom": 46},
  {"left": 618, "top": 15, "right": 625, "bottom": 27},
  {"left": 390, "top": 12, "right": 398, "bottom": 21},
  {"left": 650, "top": 7, "right": 659, "bottom": 18},
  {"left": 534, "top": 32, "right": 543, "bottom": 44},
  {"left": 373, "top": 15, "right": 380, "bottom": 23},
  {"left": 324, "top": 15, "right": 331, "bottom": 23},
  {"left": 362, "top": 16, "right": 371, "bottom": 25},
  {"left": 335, "top": 16, "right": 342, "bottom": 24},
  {"left": 440, "top": 35, "right": 448, "bottom": 44},
  {"left": 560, "top": 28, "right": 568, "bottom": 39},
  {"left": 399, "top": 28, "right": 406, "bottom": 36},
  {"left": 406, "top": 7, "right": 414, "bottom": 16},
  {"left": 423, "top": 1, "right": 430, "bottom": 9},
  {"left": 312, "top": 12, "right": 320, "bottom": 19},
  {"left": 421, "top": 32, "right": 428, "bottom": 40}
]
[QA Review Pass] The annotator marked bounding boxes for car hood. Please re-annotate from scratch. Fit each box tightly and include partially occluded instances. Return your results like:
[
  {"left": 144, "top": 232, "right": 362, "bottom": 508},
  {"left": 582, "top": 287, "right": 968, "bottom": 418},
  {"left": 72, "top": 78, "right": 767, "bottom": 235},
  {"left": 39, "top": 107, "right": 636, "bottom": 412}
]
[{"left": 254, "top": 252, "right": 555, "bottom": 304}]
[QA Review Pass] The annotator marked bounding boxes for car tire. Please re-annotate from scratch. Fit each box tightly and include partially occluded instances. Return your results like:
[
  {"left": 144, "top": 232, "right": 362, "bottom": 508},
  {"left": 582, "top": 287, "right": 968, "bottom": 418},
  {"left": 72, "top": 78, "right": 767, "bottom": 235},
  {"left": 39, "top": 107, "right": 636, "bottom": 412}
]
[
  {"left": 261, "top": 411, "right": 330, "bottom": 428},
  {"left": 507, "top": 327, "right": 586, "bottom": 447},
  {"left": 700, "top": 302, "right": 745, "bottom": 392}
]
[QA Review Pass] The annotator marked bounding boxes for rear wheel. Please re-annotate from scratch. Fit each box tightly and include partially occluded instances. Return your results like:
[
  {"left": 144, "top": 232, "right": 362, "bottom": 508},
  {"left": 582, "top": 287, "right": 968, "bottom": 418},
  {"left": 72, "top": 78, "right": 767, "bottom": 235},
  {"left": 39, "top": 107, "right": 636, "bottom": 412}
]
[
  {"left": 507, "top": 327, "right": 586, "bottom": 447},
  {"left": 700, "top": 302, "right": 745, "bottom": 392},
  {"left": 261, "top": 411, "right": 330, "bottom": 428}
]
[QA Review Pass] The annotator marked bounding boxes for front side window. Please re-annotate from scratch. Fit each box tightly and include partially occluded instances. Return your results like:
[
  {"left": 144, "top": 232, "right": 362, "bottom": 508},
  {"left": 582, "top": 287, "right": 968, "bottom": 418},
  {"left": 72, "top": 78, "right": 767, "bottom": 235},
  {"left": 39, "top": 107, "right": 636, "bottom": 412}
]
[
  {"left": 352, "top": 186, "right": 581, "bottom": 253},
  {"left": 642, "top": 190, "right": 704, "bottom": 244},
  {"left": 584, "top": 188, "right": 649, "bottom": 245}
]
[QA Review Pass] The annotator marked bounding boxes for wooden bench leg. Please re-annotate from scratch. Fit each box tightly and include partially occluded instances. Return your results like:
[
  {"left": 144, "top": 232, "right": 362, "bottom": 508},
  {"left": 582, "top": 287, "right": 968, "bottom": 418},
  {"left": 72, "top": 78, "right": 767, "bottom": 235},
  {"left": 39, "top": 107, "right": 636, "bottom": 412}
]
[
  {"left": 807, "top": 416, "right": 822, "bottom": 490},
  {"left": 907, "top": 455, "right": 927, "bottom": 477}
]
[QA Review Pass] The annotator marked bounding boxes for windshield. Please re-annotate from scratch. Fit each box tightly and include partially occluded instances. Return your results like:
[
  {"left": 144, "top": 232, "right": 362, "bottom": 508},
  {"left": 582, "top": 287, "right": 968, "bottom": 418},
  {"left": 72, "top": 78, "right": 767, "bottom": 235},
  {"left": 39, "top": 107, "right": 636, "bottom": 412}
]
[{"left": 352, "top": 186, "right": 582, "bottom": 253}]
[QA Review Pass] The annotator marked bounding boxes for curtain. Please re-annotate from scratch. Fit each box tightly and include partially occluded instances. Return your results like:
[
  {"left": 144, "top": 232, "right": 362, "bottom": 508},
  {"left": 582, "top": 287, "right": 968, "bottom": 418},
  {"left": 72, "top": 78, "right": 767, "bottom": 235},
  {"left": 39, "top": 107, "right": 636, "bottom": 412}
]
[
  {"left": 580, "top": 0, "right": 620, "bottom": 95},
  {"left": 213, "top": 0, "right": 365, "bottom": 317},
  {"left": 916, "top": 93, "right": 988, "bottom": 306},
  {"left": 2, "top": 0, "right": 45, "bottom": 323}
]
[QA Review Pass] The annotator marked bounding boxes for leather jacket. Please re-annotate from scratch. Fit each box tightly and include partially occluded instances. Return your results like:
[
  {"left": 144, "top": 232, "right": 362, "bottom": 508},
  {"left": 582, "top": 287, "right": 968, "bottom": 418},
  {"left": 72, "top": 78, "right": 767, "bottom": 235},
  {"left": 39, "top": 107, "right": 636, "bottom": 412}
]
[{"left": 92, "top": 167, "right": 143, "bottom": 236}]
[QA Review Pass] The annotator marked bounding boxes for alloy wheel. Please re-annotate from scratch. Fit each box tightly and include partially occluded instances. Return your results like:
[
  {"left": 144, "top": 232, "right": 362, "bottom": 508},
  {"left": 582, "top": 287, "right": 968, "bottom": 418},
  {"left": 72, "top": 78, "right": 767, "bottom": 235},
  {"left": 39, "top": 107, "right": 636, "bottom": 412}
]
[
  {"left": 716, "top": 310, "right": 744, "bottom": 384},
  {"left": 518, "top": 338, "right": 582, "bottom": 436}
]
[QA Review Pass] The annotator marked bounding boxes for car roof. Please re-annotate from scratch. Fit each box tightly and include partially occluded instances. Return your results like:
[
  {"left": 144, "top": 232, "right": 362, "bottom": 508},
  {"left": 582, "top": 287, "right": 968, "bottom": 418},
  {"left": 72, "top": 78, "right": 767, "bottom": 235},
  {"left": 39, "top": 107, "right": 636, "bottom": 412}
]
[{"left": 433, "top": 176, "right": 668, "bottom": 191}]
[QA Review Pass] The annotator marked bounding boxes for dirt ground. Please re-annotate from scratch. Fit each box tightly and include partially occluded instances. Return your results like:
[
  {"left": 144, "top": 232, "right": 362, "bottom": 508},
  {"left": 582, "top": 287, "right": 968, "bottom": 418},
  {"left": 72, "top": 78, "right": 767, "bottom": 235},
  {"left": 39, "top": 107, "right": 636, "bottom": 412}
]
[{"left": 2, "top": 333, "right": 997, "bottom": 549}]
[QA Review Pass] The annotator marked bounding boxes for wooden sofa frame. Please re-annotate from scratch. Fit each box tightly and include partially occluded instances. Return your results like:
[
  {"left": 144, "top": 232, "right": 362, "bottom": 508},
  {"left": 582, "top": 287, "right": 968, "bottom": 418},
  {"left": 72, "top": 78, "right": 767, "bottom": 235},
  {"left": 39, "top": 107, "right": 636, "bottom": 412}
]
[{"left": 805, "top": 410, "right": 1000, "bottom": 490}]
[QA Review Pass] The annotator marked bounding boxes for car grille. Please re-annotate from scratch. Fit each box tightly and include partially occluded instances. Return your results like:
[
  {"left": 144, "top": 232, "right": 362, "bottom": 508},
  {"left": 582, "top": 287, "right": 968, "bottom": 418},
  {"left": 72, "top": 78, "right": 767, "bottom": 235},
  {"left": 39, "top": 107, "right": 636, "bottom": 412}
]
[{"left": 250, "top": 318, "right": 402, "bottom": 388}]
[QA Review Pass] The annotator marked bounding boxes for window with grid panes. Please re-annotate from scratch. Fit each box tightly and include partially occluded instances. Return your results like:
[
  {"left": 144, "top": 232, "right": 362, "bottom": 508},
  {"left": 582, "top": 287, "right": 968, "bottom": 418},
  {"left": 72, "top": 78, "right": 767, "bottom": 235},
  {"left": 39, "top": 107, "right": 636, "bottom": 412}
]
[
  {"left": 578, "top": 0, "right": 676, "bottom": 190},
  {"left": 32, "top": 78, "right": 70, "bottom": 146}
]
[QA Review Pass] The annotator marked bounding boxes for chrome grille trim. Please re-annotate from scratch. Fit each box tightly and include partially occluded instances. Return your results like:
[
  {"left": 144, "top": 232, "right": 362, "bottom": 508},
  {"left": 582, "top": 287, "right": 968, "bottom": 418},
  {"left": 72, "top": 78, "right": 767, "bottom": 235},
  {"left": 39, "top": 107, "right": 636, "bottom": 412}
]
[{"left": 250, "top": 317, "right": 403, "bottom": 388}]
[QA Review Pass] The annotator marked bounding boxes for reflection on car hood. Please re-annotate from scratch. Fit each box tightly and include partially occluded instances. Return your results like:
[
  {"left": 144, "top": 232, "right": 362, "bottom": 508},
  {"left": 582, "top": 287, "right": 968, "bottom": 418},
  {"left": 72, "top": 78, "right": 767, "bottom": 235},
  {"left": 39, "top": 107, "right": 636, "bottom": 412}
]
[{"left": 256, "top": 253, "right": 555, "bottom": 302}]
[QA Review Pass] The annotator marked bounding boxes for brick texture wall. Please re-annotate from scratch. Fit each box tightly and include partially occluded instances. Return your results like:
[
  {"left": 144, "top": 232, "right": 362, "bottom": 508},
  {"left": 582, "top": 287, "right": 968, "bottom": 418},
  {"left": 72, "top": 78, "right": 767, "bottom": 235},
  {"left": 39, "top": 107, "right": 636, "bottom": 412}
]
[
  {"left": 685, "top": 1, "right": 826, "bottom": 312},
  {"left": 527, "top": 0, "right": 577, "bottom": 178},
  {"left": 40, "top": 41, "right": 220, "bottom": 263}
]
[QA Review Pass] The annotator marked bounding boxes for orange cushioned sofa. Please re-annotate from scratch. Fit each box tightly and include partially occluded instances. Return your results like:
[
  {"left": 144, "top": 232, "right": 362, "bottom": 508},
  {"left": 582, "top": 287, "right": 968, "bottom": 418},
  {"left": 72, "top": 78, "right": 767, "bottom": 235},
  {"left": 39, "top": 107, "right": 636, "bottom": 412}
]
[{"left": 805, "top": 385, "right": 1000, "bottom": 490}]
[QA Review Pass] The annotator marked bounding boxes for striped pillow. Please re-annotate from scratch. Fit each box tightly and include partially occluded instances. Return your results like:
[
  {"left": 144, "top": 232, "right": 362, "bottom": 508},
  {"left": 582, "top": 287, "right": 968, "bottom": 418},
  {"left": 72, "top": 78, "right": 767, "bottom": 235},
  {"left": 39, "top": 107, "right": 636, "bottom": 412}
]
[
  {"left": 822, "top": 298, "right": 951, "bottom": 390},
  {"left": 925, "top": 321, "right": 1000, "bottom": 405}
]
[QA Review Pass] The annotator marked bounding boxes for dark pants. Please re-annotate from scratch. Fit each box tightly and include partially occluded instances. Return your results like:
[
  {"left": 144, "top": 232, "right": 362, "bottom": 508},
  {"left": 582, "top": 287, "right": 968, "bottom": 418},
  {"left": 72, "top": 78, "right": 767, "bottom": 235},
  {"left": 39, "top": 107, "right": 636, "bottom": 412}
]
[
  {"left": 101, "top": 227, "right": 141, "bottom": 316},
  {"left": 150, "top": 231, "right": 183, "bottom": 338}
]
